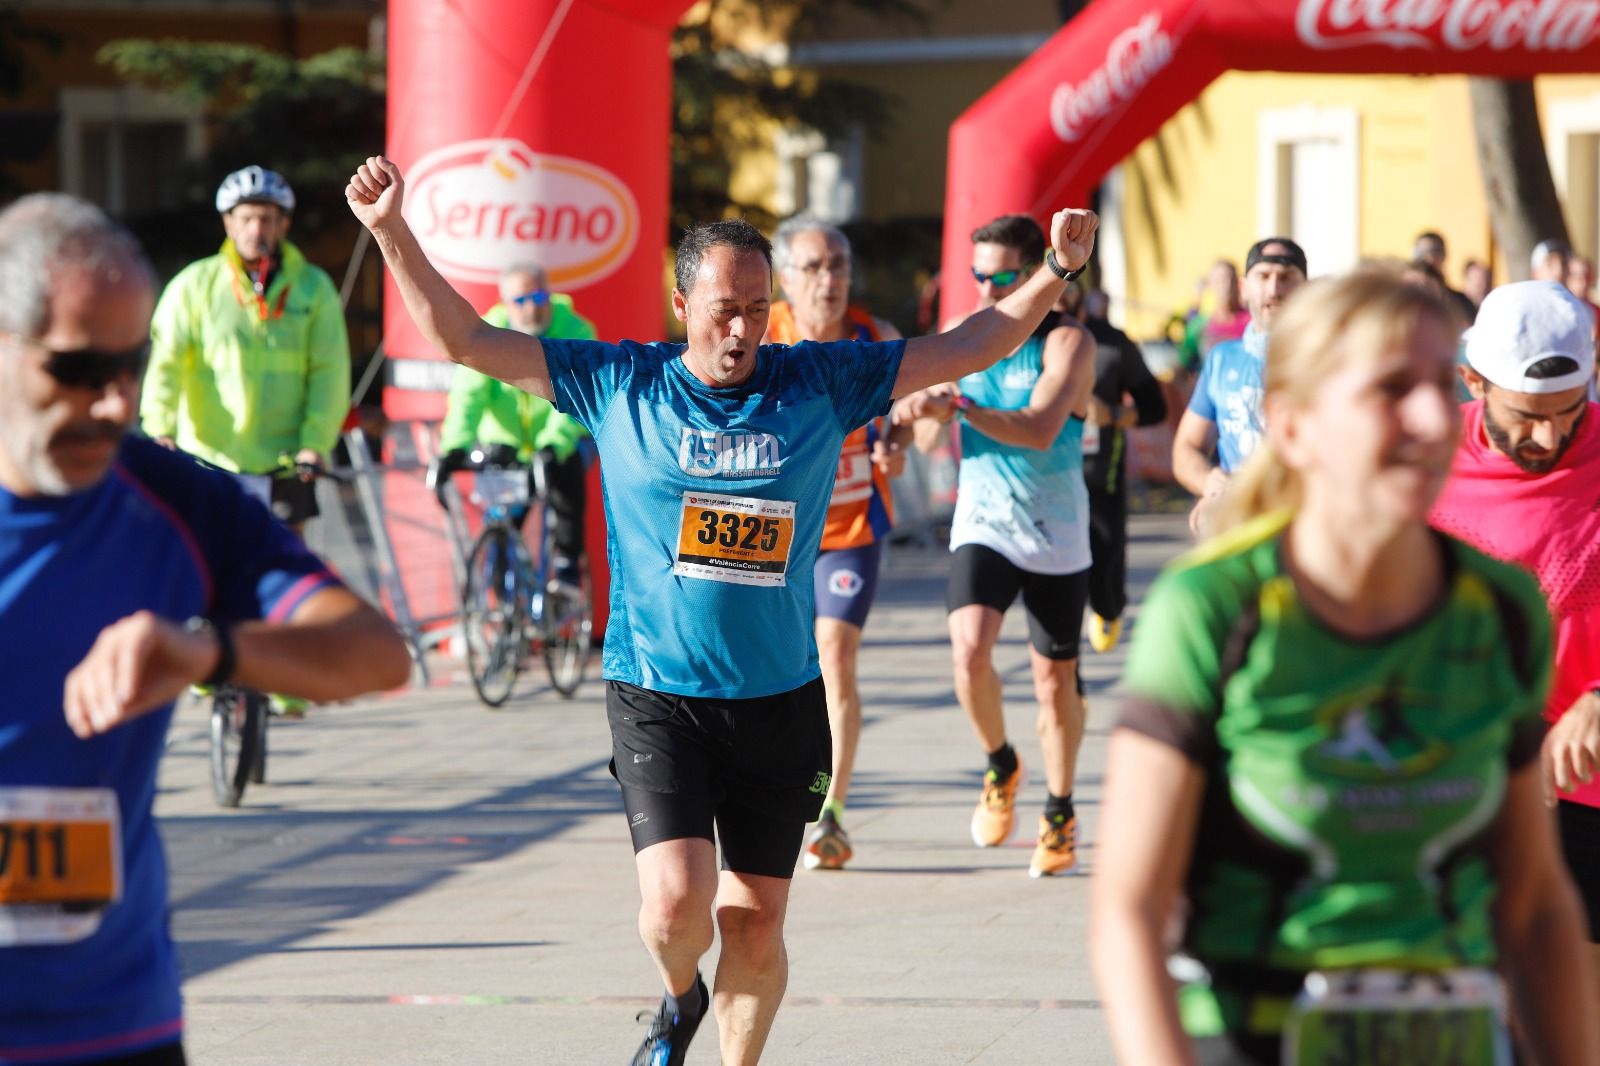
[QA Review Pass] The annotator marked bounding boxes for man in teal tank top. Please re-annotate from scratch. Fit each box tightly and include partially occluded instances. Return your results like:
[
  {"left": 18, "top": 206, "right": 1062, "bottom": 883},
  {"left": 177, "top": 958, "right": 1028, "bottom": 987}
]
[
  {"left": 905, "top": 214, "right": 1097, "bottom": 879},
  {"left": 345, "top": 155, "right": 1098, "bottom": 1066}
]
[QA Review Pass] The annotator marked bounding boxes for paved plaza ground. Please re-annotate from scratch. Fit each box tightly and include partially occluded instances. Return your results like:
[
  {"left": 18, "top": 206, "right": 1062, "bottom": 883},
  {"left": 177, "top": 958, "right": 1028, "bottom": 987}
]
[{"left": 156, "top": 513, "right": 1190, "bottom": 1064}]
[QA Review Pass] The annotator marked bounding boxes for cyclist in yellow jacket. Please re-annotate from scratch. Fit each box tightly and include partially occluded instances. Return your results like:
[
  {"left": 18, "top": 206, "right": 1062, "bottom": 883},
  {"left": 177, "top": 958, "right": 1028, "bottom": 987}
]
[
  {"left": 141, "top": 166, "right": 350, "bottom": 532},
  {"left": 438, "top": 263, "right": 597, "bottom": 587}
]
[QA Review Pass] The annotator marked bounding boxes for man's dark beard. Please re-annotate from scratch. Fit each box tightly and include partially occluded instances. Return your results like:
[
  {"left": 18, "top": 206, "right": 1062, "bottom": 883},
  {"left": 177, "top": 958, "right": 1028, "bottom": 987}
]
[{"left": 1484, "top": 401, "right": 1585, "bottom": 474}]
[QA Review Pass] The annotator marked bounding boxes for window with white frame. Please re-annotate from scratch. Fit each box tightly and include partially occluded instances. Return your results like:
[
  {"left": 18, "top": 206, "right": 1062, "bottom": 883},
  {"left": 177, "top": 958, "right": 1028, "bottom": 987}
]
[
  {"left": 1257, "top": 105, "right": 1361, "bottom": 278},
  {"left": 774, "top": 125, "right": 863, "bottom": 222},
  {"left": 1548, "top": 95, "right": 1600, "bottom": 264},
  {"left": 59, "top": 87, "right": 204, "bottom": 217}
]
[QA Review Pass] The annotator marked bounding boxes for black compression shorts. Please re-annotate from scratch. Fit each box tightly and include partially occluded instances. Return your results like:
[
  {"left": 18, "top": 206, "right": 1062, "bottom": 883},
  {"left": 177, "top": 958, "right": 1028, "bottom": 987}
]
[
  {"left": 606, "top": 678, "right": 831, "bottom": 879},
  {"left": 945, "top": 543, "right": 1088, "bottom": 660}
]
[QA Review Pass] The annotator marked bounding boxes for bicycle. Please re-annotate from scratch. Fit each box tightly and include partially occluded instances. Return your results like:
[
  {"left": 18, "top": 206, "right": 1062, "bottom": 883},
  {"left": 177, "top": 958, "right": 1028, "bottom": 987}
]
[
  {"left": 204, "top": 454, "right": 346, "bottom": 807},
  {"left": 433, "top": 451, "right": 594, "bottom": 707},
  {"left": 208, "top": 683, "right": 267, "bottom": 808}
]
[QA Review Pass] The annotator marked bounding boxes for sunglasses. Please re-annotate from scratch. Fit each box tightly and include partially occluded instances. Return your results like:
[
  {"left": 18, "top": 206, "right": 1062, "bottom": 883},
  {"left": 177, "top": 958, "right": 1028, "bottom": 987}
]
[
  {"left": 971, "top": 268, "right": 1022, "bottom": 287},
  {"left": 4, "top": 333, "right": 151, "bottom": 391},
  {"left": 510, "top": 290, "right": 551, "bottom": 308}
]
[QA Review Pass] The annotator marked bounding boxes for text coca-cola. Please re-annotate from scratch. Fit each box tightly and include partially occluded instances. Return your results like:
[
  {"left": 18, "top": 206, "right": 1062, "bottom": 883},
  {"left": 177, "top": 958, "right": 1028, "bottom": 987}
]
[
  {"left": 1050, "top": 13, "right": 1176, "bottom": 144},
  {"left": 1297, "top": 0, "right": 1600, "bottom": 51}
]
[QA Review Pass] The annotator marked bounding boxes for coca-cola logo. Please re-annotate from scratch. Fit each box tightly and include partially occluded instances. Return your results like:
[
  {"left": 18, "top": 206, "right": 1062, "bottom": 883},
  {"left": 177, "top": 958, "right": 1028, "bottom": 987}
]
[
  {"left": 1297, "top": 0, "right": 1600, "bottom": 50},
  {"left": 406, "top": 138, "right": 639, "bottom": 288},
  {"left": 1051, "top": 13, "right": 1175, "bottom": 144}
]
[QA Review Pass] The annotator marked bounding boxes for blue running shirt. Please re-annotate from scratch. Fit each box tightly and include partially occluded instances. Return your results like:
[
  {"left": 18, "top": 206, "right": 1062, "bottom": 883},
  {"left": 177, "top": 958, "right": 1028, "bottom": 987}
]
[
  {"left": 950, "top": 325, "right": 1091, "bottom": 575},
  {"left": 1186, "top": 324, "right": 1268, "bottom": 473},
  {"left": 0, "top": 437, "right": 338, "bottom": 1064},
  {"left": 546, "top": 337, "right": 905, "bottom": 699}
]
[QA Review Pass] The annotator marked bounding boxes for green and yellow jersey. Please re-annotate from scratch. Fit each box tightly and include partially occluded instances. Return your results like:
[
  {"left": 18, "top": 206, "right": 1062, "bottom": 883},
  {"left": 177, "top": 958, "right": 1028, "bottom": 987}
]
[{"left": 1119, "top": 511, "right": 1550, "bottom": 1037}]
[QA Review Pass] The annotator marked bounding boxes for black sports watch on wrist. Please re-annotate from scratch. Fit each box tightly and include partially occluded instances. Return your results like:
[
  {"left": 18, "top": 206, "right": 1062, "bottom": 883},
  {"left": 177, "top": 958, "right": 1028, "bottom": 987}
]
[
  {"left": 1045, "top": 248, "right": 1085, "bottom": 283},
  {"left": 185, "top": 616, "right": 236, "bottom": 688}
]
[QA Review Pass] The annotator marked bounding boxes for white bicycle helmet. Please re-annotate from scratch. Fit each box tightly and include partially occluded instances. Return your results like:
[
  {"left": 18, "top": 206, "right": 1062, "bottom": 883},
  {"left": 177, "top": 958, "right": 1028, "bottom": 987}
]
[{"left": 215, "top": 165, "right": 296, "bottom": 215}]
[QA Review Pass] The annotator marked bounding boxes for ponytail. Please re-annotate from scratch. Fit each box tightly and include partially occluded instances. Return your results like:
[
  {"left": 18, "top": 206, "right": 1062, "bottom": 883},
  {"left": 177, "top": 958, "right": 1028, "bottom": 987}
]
[{"left": 1210, "top": 441, "right": 1301, "bottom": 536}]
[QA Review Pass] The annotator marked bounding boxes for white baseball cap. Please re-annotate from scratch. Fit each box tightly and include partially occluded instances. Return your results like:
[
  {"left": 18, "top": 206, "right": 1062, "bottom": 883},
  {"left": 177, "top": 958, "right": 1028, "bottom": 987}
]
[{"left": 1464, "top": 280, "right": 1595, "bottom": 394}]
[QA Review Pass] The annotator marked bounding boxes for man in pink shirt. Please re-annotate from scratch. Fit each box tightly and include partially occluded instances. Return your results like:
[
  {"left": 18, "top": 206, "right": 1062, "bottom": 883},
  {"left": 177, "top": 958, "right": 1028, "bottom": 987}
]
[{"left": 1431, "top": 279, "right": 1600, "bottom": 980}]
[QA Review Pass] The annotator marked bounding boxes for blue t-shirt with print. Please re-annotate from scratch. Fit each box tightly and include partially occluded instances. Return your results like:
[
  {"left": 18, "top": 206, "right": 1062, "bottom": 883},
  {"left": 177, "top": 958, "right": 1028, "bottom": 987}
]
[
  {"left": 0, "top": 436, "right": 339, "bottom": 1064},
  {"left": 1187, "top": 324, "right": 1268, "bottom": 473},
  {"left": 546, "top": 337, "right": 905, "bottom": 699}
]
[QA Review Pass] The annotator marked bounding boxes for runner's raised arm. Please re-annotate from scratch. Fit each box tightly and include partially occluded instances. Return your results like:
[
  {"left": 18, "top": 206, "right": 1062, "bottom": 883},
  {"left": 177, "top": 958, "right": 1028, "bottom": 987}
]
[
  {"left": 893, "top": 207, "right": 1098, "bottom": 397},
  {"left": 346, "top": 155, "right": 555, "bottom": 400}
]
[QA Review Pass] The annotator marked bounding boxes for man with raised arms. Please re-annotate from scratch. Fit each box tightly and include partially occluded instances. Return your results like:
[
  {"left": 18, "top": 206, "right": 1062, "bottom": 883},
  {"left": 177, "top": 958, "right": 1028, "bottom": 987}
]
[{"left": 345, "top": 156, "right": 1095, "bottom": 1066}]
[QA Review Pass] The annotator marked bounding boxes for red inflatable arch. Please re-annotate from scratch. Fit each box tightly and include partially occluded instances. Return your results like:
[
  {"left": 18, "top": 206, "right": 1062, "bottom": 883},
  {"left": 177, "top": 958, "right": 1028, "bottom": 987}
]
[
  {"left": 386, "top": 0, "right": 699, "bottom": 415},
  {"left": 941, "top": 0, "right": 1600, "bottom": 323},
  {"left": 382, "top": 0, "right": 695, "bottom": 643}
]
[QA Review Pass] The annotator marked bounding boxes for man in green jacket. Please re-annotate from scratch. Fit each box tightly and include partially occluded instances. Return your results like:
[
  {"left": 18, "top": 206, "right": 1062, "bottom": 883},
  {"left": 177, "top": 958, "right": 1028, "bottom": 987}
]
[
  {"left": 438, "top": 263, "right": 596, "bottom": 586},
  {"left": 141, "top": 166, "right": 351, "bottom": 531}
]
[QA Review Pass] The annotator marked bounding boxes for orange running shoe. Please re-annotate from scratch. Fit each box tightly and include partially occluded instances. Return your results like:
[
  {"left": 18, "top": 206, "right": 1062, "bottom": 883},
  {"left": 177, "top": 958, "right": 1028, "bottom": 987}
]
[
  {"left": 970, "top": 758, "right": 1025, "bottom": 847},
  {"left": 802, "top": 812, "right": 853, "bottom": 871},
  {"left": 1029, "top": 814, "right": 1078, "bottom": 878}
]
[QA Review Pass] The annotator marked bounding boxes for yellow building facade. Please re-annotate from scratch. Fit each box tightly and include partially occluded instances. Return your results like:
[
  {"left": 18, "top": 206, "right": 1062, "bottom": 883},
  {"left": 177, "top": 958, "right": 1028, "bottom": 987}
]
[{"left": 1099, "top": 71, "right": 1600, "bottom": 338}]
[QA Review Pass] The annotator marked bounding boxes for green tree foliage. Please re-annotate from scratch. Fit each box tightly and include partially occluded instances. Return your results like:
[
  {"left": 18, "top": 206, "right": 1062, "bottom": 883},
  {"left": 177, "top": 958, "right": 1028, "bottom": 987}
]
[
  {"left": 0, "top": 2, "right": 62, "bottom": 196},
  {"left": 96, "top": 40, "right": 383, "bottom": 274},
  {"left": 670, "top": 0, "right": 922, "bottom": 235}
]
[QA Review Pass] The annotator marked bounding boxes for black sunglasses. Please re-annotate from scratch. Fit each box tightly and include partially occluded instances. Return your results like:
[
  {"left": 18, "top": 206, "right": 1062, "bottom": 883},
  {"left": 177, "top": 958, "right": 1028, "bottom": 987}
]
[{"left": 5, "top": 333, "right": 151, "bottom": 391}]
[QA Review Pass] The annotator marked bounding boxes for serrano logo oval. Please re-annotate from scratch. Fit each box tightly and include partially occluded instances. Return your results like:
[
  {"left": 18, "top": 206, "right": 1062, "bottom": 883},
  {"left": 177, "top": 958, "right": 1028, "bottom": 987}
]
[{"left": 406, "top": 138, "right": 639, "bottom": 288}]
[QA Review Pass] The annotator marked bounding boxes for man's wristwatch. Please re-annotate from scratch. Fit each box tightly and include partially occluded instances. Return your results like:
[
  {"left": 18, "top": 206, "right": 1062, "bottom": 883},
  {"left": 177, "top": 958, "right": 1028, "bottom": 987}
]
[
  {"left": 953, "top": 394, "right": 974, "bottom": 416},
  {"left": 185, "top": 616, "right": 236, "bottom": 687},
  {"left": 1045, "top": 249, "right": 1085, "bottom": 283}
]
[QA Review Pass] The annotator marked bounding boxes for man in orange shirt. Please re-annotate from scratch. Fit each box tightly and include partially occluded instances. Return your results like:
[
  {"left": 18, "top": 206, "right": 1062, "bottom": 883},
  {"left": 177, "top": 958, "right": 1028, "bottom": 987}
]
[{"left": 764, "top": 215, "right": 911, "bottom": 870}]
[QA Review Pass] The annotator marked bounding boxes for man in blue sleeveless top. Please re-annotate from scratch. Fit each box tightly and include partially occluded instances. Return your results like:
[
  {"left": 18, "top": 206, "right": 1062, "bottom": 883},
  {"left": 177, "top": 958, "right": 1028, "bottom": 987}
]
[
  {"left": 905, "top": 214, "right": 1097, "bottom": 879},
  {"left": 1172, "top": 237, "right": 1306, "bottom": 535},
  {"left": 345, "top": 157, "right": 1098, "bottom": 1066},
  {"left": 0, "top": 194, "right": 411, "bottom": 1065}
]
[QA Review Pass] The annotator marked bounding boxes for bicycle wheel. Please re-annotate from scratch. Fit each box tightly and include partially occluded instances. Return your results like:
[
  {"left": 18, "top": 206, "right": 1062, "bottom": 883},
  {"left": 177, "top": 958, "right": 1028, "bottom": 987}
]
[
  {"left": 463, "top": 523, "right": 525, "bottom": 707},
  {"left": 209, "top": 688, "right": 265, "bottom": 807},
  {"left": 248, "top": 702, "right": 268, "bottom": 785},
  {"left": 541, "top": 577, "right": 594, "bottom": 698}
]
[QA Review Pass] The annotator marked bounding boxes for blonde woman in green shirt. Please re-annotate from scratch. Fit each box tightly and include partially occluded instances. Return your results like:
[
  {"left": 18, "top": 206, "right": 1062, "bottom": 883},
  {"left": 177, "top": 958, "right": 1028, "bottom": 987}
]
[
  {"left": 1091, "top": 272, "right": 1598, "bottom": 1065},
  {"left": 438, "top": 263, "right": 597, "bottom": 586}
]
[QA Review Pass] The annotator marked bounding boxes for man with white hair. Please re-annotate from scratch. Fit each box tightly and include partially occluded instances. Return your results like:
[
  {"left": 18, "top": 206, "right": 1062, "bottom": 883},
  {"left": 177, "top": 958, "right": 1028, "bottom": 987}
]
[
  {"left": 762, "top": 215, "right": 910, "bottom": 871},
  {"left": 0, "top": 193, "right": 409, "bottom": 1064},
  {"left": 1432, "top": 280, "right": 1600, "bottom": 988},
  {"left": 1531, "top": 238, "right": 1574, "bottom": 284}
]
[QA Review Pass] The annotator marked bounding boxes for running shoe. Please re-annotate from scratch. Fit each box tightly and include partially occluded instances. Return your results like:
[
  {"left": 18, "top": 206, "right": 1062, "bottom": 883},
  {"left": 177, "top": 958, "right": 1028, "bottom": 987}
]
[
  {"left": 631, "top": 974, "right": 709, "bottom": 1066},
  {"left": 1029, "top": 814, "right": 1078, "bottom": 878},
  {"left": 1088, "top": 613, "right": 1122, "bottom": 654},
  {"left": 802, "top": 811, "right": 853, "bottom": 871},
  {"left": 267, "top": 694, "right": 308, "bottom": 718},
  {"left": 970, "top": 758, "right": 1025, "bottom": 847}
]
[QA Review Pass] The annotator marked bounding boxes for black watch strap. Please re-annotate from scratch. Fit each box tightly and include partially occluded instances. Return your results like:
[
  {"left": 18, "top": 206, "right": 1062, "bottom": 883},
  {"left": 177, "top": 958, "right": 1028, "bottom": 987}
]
[
  {"left": 1045, "top": 248, "right": 1085, "bottom": 283},
  {"left": 186, "top": 616, "right": 236, "bottom": 687}
]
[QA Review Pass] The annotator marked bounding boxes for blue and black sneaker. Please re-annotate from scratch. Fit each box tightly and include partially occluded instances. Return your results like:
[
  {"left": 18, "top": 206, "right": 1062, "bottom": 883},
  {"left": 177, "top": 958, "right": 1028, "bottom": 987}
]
[{"left": 630, "top": 974, "right": 709, "bottom": 1066}]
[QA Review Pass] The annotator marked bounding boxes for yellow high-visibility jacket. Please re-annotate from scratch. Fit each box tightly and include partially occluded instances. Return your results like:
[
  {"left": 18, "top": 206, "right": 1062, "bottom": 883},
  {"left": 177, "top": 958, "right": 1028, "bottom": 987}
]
[{"left": 141, "top": 239, "right": 351, "bottom": 473}]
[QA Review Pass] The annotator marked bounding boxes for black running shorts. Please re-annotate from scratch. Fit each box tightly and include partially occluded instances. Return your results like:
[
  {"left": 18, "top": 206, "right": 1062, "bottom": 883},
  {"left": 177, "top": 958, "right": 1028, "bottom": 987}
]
[
  {"left": 606, "top": 678, "right": 831, "bottom": 879},
  {"left": 945, "top": 543, "right": 1089, "bottom": 660},
  {"left": 1558, "top": 799, "right": 1600, "bottom": 942}
]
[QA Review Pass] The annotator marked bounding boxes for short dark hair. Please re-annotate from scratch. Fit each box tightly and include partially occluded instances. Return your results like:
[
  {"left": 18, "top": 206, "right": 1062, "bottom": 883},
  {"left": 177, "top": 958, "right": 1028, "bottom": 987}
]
[
  {"left": 970, "top": 214, "right": 1045, "bottom": 265},
  {"left": 1526, "top": 355, "right": 1583, "bottom": 381},
  {"left": 674, "top": 218, "right": 772, "bottom": 296},
  {"left": 1405, "top": 258, "right": 1446, "bottom": 287},
  {"left": 1415, "top": 230, "right": 1445, "bottom": 246}
]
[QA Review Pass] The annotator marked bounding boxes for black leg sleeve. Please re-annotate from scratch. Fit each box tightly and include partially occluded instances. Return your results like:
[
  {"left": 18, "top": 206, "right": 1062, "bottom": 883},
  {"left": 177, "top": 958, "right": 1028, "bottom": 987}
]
[
  {"left": 1086, "top": 484, "right": 1129, "bottom": 621},
  {"left": 545, "top": 450, "right": 587, "bottom": 561}
]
